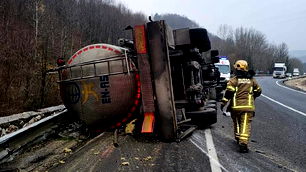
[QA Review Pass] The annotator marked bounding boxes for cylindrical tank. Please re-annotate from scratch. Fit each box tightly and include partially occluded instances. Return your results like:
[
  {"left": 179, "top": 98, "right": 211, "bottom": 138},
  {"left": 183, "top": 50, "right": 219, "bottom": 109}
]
[{"left": 60, "top": 44, "right": 139, "bottom": 129}]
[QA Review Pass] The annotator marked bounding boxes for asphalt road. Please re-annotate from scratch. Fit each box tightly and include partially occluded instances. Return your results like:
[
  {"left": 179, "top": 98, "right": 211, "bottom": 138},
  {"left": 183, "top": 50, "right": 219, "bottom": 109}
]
[
  {"left": 211, "top": 76, "right": 306, "bottom": 172},
  {"left": 51, "top": 76, "right": 306, "bottom": 172}
]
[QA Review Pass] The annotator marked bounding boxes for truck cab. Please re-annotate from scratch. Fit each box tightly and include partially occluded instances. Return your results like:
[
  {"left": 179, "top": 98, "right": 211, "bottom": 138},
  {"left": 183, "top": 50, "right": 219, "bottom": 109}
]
[
  {"left": 273, "top": 63, "right": 287, "bottom": 78},
  {"left": 293, "top": 68, "right": 300, "bottom": 76}
]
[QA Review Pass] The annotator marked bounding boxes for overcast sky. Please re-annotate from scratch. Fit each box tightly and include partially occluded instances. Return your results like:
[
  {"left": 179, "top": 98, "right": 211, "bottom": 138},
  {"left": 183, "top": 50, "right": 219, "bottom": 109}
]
[{"left": 121, "top": 0, "right": 306, "bottom": 51}]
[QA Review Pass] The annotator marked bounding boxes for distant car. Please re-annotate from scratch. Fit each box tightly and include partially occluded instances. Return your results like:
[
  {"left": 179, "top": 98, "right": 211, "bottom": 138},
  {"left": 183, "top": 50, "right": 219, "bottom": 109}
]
[
  {"left": 285, "top": 73, "right": 292, "bottom": 77},
  {"left": 293, "top": 68, "right": 300, "bottom": 76}
]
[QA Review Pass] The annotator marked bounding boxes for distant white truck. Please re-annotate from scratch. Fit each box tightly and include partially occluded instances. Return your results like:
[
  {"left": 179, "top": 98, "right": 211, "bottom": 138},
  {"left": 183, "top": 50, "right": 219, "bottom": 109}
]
[
  {"left": 293, "top": 68, "right": 300, "bottom": 76},
  {"left": 273, "top": 63, "right": 287, "bottom": 78}
]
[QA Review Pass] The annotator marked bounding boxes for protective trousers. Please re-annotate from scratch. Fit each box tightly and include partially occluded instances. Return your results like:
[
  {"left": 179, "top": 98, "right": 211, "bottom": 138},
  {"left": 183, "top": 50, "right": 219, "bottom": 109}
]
[{"left": 231, "top": 111, "right": 253, "bottom": 145}]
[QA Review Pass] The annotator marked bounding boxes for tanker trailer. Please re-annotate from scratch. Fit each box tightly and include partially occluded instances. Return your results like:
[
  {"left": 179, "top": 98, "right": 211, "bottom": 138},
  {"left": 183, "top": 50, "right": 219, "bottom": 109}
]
[
  {"left": 52, "top": 19, "right": 219, "bottom": 141},
  {"left": 56, "top": 44, "right": 141, "bottom": 130}
]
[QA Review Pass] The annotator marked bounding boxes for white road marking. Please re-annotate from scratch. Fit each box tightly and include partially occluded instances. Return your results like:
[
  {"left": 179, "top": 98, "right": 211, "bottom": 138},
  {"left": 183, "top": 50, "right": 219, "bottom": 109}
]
[
  {"left": 276, "top": 80, "right": 306, "bottom": 95},
  {"left": 261, "top": 94, "right": 306, "bottom": 117},
  {"left": 204, "top": 129, "right": 224, "bottom": 172},
  {"left": 190, "top": 130, "right": 229, "bottom": 172}
]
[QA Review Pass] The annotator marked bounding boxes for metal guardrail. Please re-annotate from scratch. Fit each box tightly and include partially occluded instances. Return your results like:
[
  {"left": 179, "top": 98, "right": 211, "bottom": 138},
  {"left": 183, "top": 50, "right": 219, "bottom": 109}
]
[
  {"left": 0, "top": 105, "right": 65, "bottom": 125},
  {"left": 0, "top": 109, "right": 67, "bottom": 163},
  {"left": 282, "top": 75, "right": 306, "bottom": 83},
  {"left": 254, "top": 74, "right": 273, "bottom": 77},
  {"left": 0, "top": 109, "right": 67, "bottom": 144}
]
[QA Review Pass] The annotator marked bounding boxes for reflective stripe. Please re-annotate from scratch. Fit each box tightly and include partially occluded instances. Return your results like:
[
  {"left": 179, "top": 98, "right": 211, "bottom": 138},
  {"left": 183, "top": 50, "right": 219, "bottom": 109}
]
[
  {"left": 222, "top": 97, "right": 229, "bottom": 102},
  {"left": 233, "top": 87, "right": 237, "bottom": 107},
  {"left": 249, "top": 86, "right": 253, "bottom": 93},
  {"left": 232, "top": 105, "right": 254, "bottom": 109},
  {"left": 242, "top": 113, "right": 247, "bottom": 134},
  {"left": 254, "top": 87, "right": 261, "bottom": 91},
  {"left": 141, "top": 112, "right": 155, "bottom": 133},
  {"left": 248, "top": 86, "right": 253, "bottom": 106},
  {"left": 240, "top": 137, "right": 248, "bottom": 140},
  {"left": 226, "top": 86, "right": 236, "bottom": 91},
  {"left": 236, "top": 117, "right": 240, "bottom": 133}
]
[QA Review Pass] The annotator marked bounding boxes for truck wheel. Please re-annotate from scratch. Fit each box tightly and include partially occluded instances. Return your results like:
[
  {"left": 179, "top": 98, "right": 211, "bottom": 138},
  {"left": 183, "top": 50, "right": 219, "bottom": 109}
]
[
  {"left": 186, "top": 108, "right": 217, "bottom": 128},
  {"left": 209, "top": 88, "right": 217, "bottom": 100}
]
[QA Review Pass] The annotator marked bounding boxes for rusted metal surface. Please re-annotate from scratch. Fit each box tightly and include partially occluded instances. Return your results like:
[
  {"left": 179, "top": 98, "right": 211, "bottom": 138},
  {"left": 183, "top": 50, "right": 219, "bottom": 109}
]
[
  {"left": 58, "top": 44, "right": 138, "bottom": 128},
  {"left": 147, "top": 21, "right": 177, "bottom": 140},
  {"left": 173, "top": 28, "right": 191, "bottom": 47},
  {"left": 137, "top": 54, "right": 155, "bottom": 113}
]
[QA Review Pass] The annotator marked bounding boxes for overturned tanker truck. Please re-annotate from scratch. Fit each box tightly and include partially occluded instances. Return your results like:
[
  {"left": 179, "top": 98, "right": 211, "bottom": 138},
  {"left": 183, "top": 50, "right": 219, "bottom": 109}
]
[{"left": 53, "top": 20, "right": 221, "bottom": 141}]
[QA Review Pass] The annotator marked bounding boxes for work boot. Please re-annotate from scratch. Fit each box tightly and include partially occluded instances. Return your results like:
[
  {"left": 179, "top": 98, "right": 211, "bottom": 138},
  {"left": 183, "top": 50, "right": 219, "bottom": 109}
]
[
  {"left": 239, "top": 143, "right": 249, "bottom": 153},
  {"left": 235, "top": 138, "right": 239, "bottom": 144}
]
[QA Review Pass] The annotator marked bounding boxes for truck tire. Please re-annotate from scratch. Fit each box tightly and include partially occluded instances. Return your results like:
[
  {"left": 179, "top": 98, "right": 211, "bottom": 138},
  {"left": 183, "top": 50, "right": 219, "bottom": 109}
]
[
  {"left": 209, "top": 88, "right": 217, "bottom": 100},
  {"left": 186, "top": 108, "right": 217, "bottom": 128}
]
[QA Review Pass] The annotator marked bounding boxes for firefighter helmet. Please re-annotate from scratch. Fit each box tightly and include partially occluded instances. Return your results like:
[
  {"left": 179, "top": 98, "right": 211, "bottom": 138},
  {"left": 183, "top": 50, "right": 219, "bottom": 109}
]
[{"left": 234, "top": 60, "right": 248, "bottom": 71}]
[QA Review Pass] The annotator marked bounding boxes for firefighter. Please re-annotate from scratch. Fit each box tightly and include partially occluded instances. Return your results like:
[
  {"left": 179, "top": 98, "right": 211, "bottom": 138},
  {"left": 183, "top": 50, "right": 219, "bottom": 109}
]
[{"left": 221, "top": 60, "right": 261, "bottom": 153}]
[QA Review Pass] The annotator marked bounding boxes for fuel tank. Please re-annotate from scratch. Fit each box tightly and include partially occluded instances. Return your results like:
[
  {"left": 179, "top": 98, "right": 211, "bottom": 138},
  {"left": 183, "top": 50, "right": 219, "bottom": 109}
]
[{"left": 59, "top": 44, "right": 140, "bottom": 129}]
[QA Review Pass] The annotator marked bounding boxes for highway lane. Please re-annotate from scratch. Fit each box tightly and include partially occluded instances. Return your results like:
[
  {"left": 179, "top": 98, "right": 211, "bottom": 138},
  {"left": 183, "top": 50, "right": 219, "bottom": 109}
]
[
  {"left": 50, "top": 76, "right": 306, "bottom": 172},
  {"left": 255, "top": 76, "right": 306, "bottom": 171},
  {"left": 210, "top": 76, "right": 306, "bottom": 171},
  {"left": 257, "top": 76, "right": 306, "bottom": 114}
]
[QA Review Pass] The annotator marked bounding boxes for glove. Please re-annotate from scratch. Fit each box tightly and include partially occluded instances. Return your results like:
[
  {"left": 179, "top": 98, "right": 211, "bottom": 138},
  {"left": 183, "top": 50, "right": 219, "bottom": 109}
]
[{"left": 221, "top": 102, "right": 231, "bottom": 117}]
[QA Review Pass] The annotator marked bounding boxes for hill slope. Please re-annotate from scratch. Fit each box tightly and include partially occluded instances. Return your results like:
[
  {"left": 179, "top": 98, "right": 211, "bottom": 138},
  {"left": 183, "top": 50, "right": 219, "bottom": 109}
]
[{"left": 153, "top": 13, "right": 199, "bottom": 29}]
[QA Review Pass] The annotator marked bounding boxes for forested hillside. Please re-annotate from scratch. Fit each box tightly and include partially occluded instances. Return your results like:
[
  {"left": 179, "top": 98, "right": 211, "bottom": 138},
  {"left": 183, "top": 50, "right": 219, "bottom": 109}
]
[
  {"left": 153, "top": 13, "right": 199, "bottom": 29},
  {"left": 155, "top": 14, "right": 304, "bottom": 74},
  {"left": 0, "top": 0, "right": 146, "bottom": 116},
  {"left": 1, "top": 1, "right": 304, "bottom": 116}
]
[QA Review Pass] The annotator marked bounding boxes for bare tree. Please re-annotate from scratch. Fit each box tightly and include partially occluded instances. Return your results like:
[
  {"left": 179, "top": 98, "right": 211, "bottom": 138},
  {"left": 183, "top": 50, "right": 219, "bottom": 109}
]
[
  {"left": 288, "top": 58, "right": 304, "bottom": 74},
  {"left": 211, "top": 25, "right": 292, "bottom": 74},
  {"left": 0, "top": 0, "right": 146, "bottom": 116}
]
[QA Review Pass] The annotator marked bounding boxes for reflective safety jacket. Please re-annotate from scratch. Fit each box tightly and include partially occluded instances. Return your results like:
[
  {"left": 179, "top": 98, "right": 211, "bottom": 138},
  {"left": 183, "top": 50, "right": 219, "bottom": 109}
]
[{"left": 222, "top": 76, "right": 261, "bottom": 112}]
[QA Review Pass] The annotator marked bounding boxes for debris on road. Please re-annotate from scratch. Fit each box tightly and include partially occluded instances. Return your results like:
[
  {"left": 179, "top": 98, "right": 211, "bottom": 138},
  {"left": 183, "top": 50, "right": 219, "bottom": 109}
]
[
  {"left": 0, "top": 122, "right": 91, "bottom": 171},
  {"left": 143, "top": 156, "right": 153, "bottom": 161},
  {"left": 121, "top": 161, "right": 130, "bottom": 166},
  {"left": 6, "top": 125, "right": 18, "bottom": 133},
  {"left": 63, "top": 148, "right": 72, "bottom": 153},
  {"left": 125, "top": 119, "right": 136, "bottom": 134}
]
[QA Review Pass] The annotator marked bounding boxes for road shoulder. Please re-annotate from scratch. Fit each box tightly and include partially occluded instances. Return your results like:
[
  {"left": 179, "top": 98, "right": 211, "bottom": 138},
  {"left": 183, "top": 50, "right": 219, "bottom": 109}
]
[{"left": 283, "top": 76, "right": 306, "bottom": 92}]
